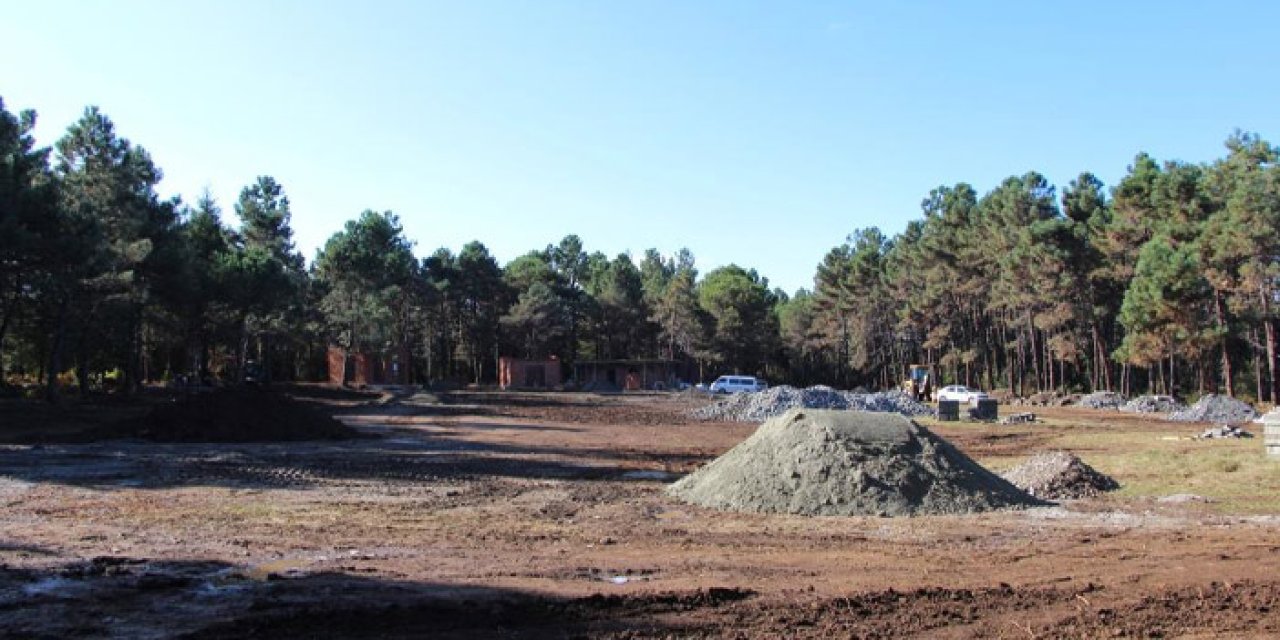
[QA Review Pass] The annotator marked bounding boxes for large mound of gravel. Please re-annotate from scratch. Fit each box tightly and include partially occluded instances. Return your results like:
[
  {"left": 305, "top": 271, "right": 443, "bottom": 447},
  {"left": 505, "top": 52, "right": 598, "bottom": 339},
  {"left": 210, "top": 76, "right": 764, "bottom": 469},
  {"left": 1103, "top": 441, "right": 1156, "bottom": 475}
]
[
  {"left": 1169, "top": 394, "right": 1259, "bottom": 424},
  {"left": 1079, "top": 391, "right": 1126, "bottom": 410},
  {"left": 1001, "top": 451, "right": 1119, "bottom": 500},
  {"left": 693, "top": 385, "right": 932, "bottom": 422},
  {"left": 667, "top": 409, "right": 1042, "bottom": 516},
  {"left": 1120, "top": 395, "right": 1186, "bottom": 413}
]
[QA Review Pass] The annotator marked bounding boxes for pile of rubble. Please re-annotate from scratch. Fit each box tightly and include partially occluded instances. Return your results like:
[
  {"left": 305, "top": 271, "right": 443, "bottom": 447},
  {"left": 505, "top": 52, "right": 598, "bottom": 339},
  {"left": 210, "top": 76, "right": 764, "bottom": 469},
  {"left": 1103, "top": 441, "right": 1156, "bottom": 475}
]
[
  {"left": 1000, "top": 451, "right": 1119, "bottom": 500},
  {"left": 1193, "top": 425, "right": 1253, "bottom": 440},
  {"left": 1013, "top": 391, "right": 1080, "bottom": 407},
  {"left": 1169, "top": 394, "right": 1260, "bottom": 424},
  {"left": 668, "top": 409, "right": 1042, "bottom": 516},
  {"left": 692, "top": 385, "right": 933, "bottom": 422},
  {"left": 1079, "top": 391, "right": 1126, "bottom": 410},
  {"left": 1119, "top": 395, "right": 1186, "bottom": 414}
]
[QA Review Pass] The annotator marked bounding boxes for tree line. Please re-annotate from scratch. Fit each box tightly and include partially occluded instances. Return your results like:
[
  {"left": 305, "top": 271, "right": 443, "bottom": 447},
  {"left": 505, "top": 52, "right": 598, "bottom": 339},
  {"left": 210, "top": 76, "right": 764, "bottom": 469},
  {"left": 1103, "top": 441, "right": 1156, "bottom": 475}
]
[{"left": 3, "top": 97, "right": 1278, "bottom": 401}]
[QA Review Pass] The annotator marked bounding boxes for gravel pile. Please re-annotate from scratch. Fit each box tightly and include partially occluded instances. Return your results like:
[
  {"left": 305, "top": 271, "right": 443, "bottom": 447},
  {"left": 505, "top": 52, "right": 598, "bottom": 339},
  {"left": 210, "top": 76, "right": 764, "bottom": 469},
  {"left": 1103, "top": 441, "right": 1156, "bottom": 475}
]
[
  {"left": 1080, "top": 391, "right": 1126, "bottom": 410},
  {"left": 1000, "top": 451, "right": 1119, "bottom": 500},
  {"left": 1169, "top": 394, "right": 1260, "bottom": 424},
  {"left": 692, "top": 385, "right": 932, "bottom": 422},
  {"left": 668, "top": 409, "right": 1042, "bottom": 516},
  {"left": 1119, "top": 395, "right": 1186, "bottom": 414}
]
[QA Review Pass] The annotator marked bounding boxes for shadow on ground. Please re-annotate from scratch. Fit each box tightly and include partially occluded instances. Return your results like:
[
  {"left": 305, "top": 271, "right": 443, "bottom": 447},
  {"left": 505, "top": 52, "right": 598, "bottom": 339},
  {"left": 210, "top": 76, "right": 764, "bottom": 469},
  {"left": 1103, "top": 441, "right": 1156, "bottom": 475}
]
[
  {"left": 4, "top": 553, "right": 1274, "bottom": 639},
  {"left": 0, "top": 555, "right": 753, "bottom": 640}
]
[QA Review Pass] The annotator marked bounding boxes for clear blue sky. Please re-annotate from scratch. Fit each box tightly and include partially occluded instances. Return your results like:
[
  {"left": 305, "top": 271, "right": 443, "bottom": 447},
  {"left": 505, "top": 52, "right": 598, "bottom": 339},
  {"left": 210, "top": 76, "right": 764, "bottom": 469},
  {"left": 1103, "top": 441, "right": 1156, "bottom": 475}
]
[{"left": 3, "top": 1, "right": 1278, "bottom": 294}]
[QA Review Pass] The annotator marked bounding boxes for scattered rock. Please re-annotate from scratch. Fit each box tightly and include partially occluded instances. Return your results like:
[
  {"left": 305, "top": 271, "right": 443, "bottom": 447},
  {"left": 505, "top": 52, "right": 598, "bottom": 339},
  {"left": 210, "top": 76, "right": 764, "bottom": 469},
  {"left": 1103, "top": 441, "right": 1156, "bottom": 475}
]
[
  {"left": 1157, "top": 493, "right": 1215, "bottom": 504},
  {"left": 1194, "top": 425, "right": 1253, "bottom": 440},
  {"left": 998, "top": 412, "right": 1037, "bottom": 425},
  {"left": 1000, "top": 451, "right": 1119, "bottom": 500},
  {"left": 1169, "top": 394, "right": 1259, "bottom": 424},
  {"left": 692, "top": 385, "right": 932, "bottom": 422},
  {"left": 1080, "top": 391, "right": 1126, "bottom": 410},
  {"left": 668, "top": 409, "right": 1042, "bottom": 516},
  {"left": 1120, "top": 395, "right": 1186, "bottom": 414}
]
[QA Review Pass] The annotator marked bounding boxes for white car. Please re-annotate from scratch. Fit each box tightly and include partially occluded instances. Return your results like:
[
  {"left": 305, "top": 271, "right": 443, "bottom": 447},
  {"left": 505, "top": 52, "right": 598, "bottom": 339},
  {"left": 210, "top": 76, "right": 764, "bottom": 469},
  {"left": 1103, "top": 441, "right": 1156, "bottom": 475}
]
[
  {"left": 936, "top": 385, "right": 989, "bottom": 404},
  {"left": 708, "top": 376, "right": 767, "bottom": 394}
]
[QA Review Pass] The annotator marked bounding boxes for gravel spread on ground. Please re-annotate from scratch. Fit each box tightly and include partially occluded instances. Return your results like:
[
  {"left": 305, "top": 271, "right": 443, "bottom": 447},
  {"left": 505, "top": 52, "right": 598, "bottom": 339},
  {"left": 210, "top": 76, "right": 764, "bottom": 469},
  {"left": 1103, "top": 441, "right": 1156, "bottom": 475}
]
[
  {"left": 692, "top": 385, "right": 933, "bottom": 422},
  {"left": 1169, "top": 394, "right": 1260, "bottom": 424},
  {"left": 1000, "top": 451, "right": 1119, "bottom": 500},
  {"left": 668, "top": 409, "right": 1042, "bottom": 516}
]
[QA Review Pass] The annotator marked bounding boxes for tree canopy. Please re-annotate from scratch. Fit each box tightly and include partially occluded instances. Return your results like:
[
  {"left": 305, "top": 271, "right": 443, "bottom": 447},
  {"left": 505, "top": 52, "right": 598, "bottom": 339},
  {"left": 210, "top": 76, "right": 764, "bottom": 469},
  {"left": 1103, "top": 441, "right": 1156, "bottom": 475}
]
[{"left": 3, "top": 95, "right": 1278, "bottom": 401}]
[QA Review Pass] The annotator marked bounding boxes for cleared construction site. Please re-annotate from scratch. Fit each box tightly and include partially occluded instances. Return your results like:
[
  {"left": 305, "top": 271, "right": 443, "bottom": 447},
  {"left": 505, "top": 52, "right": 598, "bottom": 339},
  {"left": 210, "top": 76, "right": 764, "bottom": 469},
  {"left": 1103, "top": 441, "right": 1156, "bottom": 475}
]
[{"left": 1, "top": 384, "right": 1278, "bottom": 638}]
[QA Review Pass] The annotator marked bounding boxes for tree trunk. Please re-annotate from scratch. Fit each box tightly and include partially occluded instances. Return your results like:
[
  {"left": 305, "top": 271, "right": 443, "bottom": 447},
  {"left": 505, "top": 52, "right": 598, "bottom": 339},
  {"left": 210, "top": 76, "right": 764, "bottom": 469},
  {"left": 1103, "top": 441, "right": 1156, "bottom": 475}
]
[
  {"left": 76, "top": 339, "right": 90, "bottom": 397},
  {"left": 1214, "top": 290, "right": 1234, "bottom": 397},
  {"left": 0, "top": 279, "right": 21, "bottom": 381},
  {"left": 124, "top": 308, "right": 143, "bottom": 395},
  {"left": 1254, "top": 328, "right": 1264, "bottom": 402},
  {"left": 45, "top": 298, "right": 69, "bottom": 403},
  {"left": 1266, "top": 317, "right": 1278, "bottom": 404},
  {"left": 238, "top": 316, "right": 251, "bottom": 385},
  {"left": 1027, "top": 318, "right": 1042, "bottom": 393}
]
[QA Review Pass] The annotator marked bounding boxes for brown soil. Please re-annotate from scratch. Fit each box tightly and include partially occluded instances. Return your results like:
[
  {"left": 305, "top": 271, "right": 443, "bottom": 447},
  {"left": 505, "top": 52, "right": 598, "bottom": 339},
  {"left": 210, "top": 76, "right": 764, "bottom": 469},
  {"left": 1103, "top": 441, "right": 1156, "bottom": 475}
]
[{"left": 0, "top": 389, "right": 1277, "bottom": 638}]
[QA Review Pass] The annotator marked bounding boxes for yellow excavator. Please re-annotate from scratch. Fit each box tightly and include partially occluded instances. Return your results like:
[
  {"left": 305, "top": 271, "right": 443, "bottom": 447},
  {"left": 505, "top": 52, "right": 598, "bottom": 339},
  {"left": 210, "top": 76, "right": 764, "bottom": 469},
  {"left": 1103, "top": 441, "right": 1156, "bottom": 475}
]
[{"left": 902, "top": 364, "right": 935, "bottom": 402}]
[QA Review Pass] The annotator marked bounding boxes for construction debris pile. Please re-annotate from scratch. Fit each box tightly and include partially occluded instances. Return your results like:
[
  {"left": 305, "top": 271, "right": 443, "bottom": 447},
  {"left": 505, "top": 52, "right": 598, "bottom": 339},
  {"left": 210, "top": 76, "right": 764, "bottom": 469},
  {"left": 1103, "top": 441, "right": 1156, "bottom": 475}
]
[
  {"left": 1169, "top": 394, "right": 1260, "bottom": 424},
  {"left": 1000, "top": 451, "right": 1119, "bottom": 500},
  {"left": 1080, "top": 391, "right": 1126, "bottom": 410},
  {"left": 692, "top": 386, "right": 933, "bottom": 422},
  {"left": 1194, "top": 425, "right": 1253, "bottom": 440},
  {"left": 668, "top": 409, "right": 1041, "bottom": 516},
  {"left": 99, "top": 389, "right": 360, "bottom": 443},
  {"left": 1120, "top": 395, "right": 1186, "bottom": 414},
  {"left": 1012, "top": 391, "right": 1080, "bottom": 407}
]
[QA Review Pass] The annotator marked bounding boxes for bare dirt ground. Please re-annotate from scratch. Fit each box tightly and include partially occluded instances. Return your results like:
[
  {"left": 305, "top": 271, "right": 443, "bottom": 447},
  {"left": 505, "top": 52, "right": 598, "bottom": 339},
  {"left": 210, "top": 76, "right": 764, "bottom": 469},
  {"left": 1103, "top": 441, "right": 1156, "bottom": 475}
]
[{"left": 2, "top": 389, "right": 1279, "bottom": 638}]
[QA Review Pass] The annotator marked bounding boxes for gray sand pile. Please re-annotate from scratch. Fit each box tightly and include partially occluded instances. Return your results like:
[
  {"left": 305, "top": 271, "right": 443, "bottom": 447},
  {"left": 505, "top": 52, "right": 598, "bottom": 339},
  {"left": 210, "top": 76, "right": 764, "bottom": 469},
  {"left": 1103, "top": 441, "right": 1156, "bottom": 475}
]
[
  {"left": 667, "top": 409, "right": 1041, "bottom": 516},
  {"left": 1080, "top": 391, "right": 1126, "bottom": 410},
  {"left": 693, "top": 385, "right": 932, "bottom": 422},
  {"left": 1120, "top": 395, "right": 1186, "bottom": 414},
  {"left": 1000, "top": 451, "right": 1119, "bottom": 500},
  {"left": 1169, "top": 394, "right": 1259, "bottom": 424}
]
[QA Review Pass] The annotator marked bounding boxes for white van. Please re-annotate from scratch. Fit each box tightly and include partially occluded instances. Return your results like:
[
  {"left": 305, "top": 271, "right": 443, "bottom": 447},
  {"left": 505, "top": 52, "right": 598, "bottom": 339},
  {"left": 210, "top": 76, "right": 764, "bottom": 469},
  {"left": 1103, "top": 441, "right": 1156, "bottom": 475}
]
[{"left": 708, "top": 376, "right": 767, "bottom": 394}]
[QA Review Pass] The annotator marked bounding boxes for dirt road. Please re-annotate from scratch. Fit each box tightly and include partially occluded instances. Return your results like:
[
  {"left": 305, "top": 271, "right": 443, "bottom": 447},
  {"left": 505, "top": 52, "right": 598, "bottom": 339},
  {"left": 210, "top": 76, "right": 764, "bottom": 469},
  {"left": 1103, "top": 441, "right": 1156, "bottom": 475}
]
[{"left": 1, "top": 390, "right": 1277, "bottom": 638}]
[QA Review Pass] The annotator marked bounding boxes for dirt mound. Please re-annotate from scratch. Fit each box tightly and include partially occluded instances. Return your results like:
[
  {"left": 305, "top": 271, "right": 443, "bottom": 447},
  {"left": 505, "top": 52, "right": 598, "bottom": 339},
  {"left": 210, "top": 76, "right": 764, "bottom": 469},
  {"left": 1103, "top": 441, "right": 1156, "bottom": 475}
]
[
  {"left": 1080, "top": 391, "right": 1126, "bottom": 410},
  {"left": 1000, "top": 451, "right": 1119, "bottom": 500},
  {"left": 1169, "top": 394, "right": 1259, "bottom": 424},
  {"left": 99, "top": 389, "right": 360, "bottom": 442},
  {"left": 668, "top": 409, "right": 1041, "bottom": 516},
  {"left": 692, "top": 385, "right": 932, "bottom": 422},
  {"left": 1120, "top": 394, "right": 1186, "bottom": 413}
]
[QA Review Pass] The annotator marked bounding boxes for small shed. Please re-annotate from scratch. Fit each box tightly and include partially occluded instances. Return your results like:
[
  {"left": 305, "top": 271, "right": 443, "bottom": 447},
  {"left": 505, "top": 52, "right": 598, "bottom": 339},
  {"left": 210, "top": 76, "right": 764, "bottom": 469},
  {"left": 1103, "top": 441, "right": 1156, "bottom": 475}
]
[
  {"left": 327, "top": 346, "right": 410, "bottom": 386},
  {"left": 499, "top": 357, "right": 562, "bottom": 390}
]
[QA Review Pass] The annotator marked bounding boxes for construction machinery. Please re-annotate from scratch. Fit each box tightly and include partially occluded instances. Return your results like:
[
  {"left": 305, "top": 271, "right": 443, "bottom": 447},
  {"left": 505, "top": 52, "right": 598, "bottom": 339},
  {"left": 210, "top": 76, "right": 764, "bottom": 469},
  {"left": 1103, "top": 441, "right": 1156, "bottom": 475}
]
[{"left": 902, "top": 364, "right": 935, "bottom": 402}]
